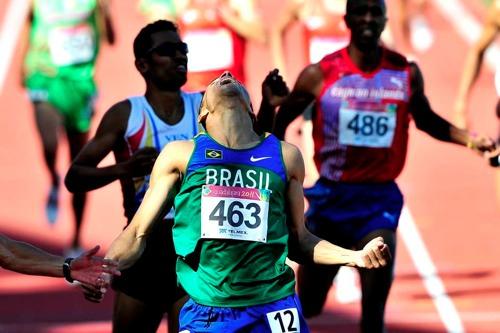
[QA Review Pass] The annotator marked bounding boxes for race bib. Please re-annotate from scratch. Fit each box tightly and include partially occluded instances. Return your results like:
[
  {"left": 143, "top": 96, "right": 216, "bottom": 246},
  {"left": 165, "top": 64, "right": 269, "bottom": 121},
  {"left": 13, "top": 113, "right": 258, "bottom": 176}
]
[
  {"left": 338, "top": 102, "right": 397, "bottom": 148},
  {"left": 266, "top": 308, "right": 300, "bottom": 333},
  {"left": 183, "top": 29, "right": 234, "bottom": 72},
  {"left": 48, "top": 24, "right": 95, "bottom": 66},
  {"left": 309, "top": 36, "right": 348, "bottom": 63},
  {"left": 201, "top": 185, "right": 270, "bottom": 243}
]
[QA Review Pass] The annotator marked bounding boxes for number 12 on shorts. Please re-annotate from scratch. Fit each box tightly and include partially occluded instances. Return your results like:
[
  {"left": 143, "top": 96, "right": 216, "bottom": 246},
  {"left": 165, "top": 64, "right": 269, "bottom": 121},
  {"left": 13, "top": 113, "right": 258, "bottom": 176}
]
[{"left": 266, "top": 308, "right": 300, "bottom": 333}]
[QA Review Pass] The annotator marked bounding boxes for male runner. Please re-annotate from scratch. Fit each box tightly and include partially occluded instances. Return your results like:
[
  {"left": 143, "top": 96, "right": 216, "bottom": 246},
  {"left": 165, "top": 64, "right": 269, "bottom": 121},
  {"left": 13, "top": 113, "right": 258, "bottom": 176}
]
[
  {"left": 65, "top": 20, "right": 286, "bottom": 333},
  {"left": 20, "top": 0, "right": 115, "bottom": 256},
  {"left": 65, "top": 20, "right": 197, "bottom": 333},
  {"left": 261, "top": 1, "right": 497, "bottom": 332},
  {"left": 103, "top": 71, "right": 391, "bottom": 332}
]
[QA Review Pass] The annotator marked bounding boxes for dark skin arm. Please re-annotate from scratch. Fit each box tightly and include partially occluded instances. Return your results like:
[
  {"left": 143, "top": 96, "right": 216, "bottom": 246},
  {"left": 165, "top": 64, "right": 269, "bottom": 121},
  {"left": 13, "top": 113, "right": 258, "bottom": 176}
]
[
  {"left": 65, "top": 100, "right": 158, "bottom": 192},
  {"left": 255, "top": 69, "right": 290, "bottom": 135},
  {"left": 409, "top": 62, "right": 495, "bottom": 152},
  {"left": 270, "top": 60, "right": 494, "bottom": 151},
  {"left": 270, "top": 64, "right": 323, "bottom": 139}
]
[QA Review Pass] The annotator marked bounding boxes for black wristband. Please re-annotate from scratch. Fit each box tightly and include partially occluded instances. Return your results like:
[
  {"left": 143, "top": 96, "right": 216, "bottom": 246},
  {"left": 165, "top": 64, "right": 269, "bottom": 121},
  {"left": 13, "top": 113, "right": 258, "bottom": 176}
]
[{"left": 63, "top": 257, "right": 74, "bottom": 283}]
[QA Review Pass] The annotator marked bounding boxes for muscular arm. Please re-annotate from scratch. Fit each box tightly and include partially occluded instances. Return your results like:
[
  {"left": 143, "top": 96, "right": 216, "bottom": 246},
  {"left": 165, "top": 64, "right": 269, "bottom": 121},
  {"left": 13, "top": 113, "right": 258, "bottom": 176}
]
[
  {"left": 0, "top": 235, "right": 120, "bottom": 285},
  {"left": 282, "top": 143, "right": 388, "bottom": 268},
  {"left": 273, "top": 64, "right": 322, "bottom": 139},
  {"left": 65, "top": 101, "right": 133, "bottom": 192},
  {"left": 455, "top": 2, "right": 500, "bottom": 122},
  {"left": 410, "top": 62, "right": 476, "bottom": 145},
  {"left": 219, "top": 0, "right": 266, "bottom": 43},
  {"left": 0, "top": 234, "right": 65, "bottom": 276},
  {"left": 106, "top": 141, "right": 192, "bottom": 269}
]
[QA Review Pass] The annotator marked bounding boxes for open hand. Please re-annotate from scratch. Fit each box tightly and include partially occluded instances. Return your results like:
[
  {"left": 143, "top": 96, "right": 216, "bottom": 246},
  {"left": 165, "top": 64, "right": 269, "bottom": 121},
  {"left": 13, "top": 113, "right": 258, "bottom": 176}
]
[{"left": 70, "top": 245, "right": 120, "bottom": 287}]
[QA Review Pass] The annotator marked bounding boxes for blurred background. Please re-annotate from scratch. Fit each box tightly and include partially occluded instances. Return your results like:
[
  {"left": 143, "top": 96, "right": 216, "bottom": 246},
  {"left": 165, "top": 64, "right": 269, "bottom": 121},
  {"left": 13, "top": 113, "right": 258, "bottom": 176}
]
[{"left": 0, "top": 0, "right": 499, "bottom": 332}]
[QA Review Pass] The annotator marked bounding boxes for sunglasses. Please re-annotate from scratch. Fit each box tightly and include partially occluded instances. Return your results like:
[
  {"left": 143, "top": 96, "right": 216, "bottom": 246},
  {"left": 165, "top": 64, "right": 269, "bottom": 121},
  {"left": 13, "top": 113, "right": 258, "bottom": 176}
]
[{"left": 147, "top": 42, "right": 189, "bottom": 57}]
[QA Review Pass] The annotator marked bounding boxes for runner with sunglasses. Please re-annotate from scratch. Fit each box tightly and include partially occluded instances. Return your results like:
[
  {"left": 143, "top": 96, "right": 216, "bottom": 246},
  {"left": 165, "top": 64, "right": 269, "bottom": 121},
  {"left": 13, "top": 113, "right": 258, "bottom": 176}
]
[
  {"left": 65, "top": 20, "right": 196, "bottom": 333},
  {"left": 65, "top": 20, "right": 287, "bottom": 333}
]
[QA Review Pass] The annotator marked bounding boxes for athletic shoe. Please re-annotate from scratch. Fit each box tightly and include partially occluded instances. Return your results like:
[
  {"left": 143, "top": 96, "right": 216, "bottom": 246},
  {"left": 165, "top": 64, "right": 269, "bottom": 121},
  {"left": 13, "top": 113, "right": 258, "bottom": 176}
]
[
  {"left": 45, "top": 185, "right": 59, "bottom": 225},
  {"left": 410, "top": 15, "right": 434, "bottom": 53}
]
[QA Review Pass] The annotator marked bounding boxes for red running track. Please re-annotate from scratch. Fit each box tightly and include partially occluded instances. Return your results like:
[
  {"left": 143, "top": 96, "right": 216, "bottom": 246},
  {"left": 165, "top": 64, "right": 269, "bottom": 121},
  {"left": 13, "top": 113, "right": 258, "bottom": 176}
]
[{"left": 0, "top": 0, "right": 498, "bottom": 332}]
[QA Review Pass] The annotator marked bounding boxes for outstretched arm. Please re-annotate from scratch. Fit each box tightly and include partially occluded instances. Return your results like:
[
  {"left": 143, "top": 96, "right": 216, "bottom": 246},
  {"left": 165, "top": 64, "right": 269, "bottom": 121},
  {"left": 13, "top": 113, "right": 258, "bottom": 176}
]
[
  {"left": 454, "top": 2, "right": 500, "bottom": 128},
  {"left": 282, "top": 143, "right": 390, "bottom": 268},
  {"left": 0, "top": 235, "right": 119, "bottom": 286},
  {"left": 410, "top": 62, "right": 496, "bottom": 153},
  {"left": 105, "top": 140, "right": 192, "bottom": 270},
  {"left": 273, "top": 64, "right": 322, "bottom": 139}
]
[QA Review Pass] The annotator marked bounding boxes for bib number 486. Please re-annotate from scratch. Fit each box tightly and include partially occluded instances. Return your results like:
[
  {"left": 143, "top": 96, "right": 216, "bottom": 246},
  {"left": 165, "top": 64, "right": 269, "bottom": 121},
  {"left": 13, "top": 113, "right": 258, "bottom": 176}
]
[
  {"left": 347, "top": 113, "right": 389, "bottom": 136},
  {"left": 339, "top": 107, "right": 397, "bottom": 148}
]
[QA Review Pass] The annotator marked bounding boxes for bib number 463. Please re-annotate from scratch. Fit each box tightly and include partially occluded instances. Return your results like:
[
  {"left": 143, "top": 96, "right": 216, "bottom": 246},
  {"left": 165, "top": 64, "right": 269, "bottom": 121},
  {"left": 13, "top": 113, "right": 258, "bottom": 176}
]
[
  {"left": 201, "top": 185, "right": 269, "bottom": 242},
  {"left": 209, "top": 200, "right": 261, "bottom": 228}
]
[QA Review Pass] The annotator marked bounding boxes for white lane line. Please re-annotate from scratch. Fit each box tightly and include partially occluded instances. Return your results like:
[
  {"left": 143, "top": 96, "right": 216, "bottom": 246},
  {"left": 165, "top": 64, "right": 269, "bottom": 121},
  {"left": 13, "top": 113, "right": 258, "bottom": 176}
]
[
  {"left": 399, "top": 206, "right": 466, "bottom": 333},
  {"left": 0, "top": 0, "right": 30, "bottom": 93},
  {"left": 432, "top": 0, "right": 499, "bottom": 72},
  {"left": 311, "top": 311, "right": 500, "bottom": 325}
]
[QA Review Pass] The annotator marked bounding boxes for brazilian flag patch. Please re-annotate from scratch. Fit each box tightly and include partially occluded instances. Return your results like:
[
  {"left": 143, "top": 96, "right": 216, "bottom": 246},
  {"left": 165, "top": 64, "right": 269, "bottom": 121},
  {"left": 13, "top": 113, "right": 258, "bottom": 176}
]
[{"left": 205, "top": 149, "right": 223, "bottom": 159}]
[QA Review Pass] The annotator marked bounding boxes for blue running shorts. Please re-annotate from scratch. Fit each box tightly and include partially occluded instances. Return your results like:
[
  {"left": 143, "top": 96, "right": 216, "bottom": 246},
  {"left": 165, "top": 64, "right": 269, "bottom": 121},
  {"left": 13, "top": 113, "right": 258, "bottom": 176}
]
[
  {"left": 304, "top": 178, "right": 403, "bottom": 247},
  {"left": 179, "top": 294, "right": 310, "bottom": 332}
]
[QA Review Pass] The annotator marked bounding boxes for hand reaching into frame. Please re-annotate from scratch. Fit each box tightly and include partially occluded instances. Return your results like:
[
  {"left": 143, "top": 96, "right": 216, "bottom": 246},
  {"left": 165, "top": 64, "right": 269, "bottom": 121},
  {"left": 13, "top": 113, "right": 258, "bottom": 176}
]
[{"left": 69, "top": 246, "right": 120, "bottom": 287}]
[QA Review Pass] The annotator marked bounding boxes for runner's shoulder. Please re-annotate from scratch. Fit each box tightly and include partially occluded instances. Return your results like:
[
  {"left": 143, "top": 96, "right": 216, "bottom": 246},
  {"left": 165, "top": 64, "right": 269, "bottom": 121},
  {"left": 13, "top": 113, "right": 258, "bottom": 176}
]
[
  {"left": 162, "top": 139, "right": 194, "bottom": 156},
  {"left": 384, "top": 48, "right": 409, "bottom": 69},
  {"left": 98, "top": 99, "right": 132, "bottom": 132}
]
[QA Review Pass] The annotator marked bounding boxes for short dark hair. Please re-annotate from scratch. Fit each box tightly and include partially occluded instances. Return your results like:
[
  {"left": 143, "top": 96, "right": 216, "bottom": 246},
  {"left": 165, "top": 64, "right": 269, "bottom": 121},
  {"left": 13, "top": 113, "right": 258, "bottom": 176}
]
[
  {"left": 133, "top": 20, "right": 179, "bottom": 60},
  {"left": 346, "top": 0, "right": 386, "bottom": 14}
]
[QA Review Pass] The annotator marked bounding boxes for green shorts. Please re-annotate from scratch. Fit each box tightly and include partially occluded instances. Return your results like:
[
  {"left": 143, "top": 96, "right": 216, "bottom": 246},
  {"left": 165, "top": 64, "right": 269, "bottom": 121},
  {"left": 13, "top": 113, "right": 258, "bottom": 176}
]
[
  {"left": 139, "top": 0, "right": 175, "bottom": 19},
  {"left": 25, "top": 73, "right": 96, "bottom": 133}
]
